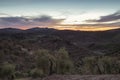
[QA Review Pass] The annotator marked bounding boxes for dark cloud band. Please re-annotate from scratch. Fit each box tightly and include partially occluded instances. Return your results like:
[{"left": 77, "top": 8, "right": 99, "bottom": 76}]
[
  {"left": 0, "top": 15, "right": 64, "bottom": 28},
  {"left": 86, "top": 11, "right": 120, "bottom": 22}
]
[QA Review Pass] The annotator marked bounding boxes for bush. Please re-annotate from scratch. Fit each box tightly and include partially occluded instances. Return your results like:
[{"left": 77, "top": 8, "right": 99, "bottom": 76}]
[
  {"left": 30, "top": 68, "right": 44, "bottom": 78},
  {"left": 81, "top": 56, "right": 98, "bottom": 74},
  {"left": 35, "top": 49, "right": 56, "bottom": 76},
  {"left": 34, "top": 48, "right": 73, "bottom": 76},
  {"left": 0, "top": 62, "right": 15, "bottom": 80},
  {"left": 33, "top": 48, "right": 74, "bottom": 77},
  {"left": 97, "top": 56, "right": 120, "bottom": 74},
  {"left": 81, "top": 56, "right": 120, "bottom": 74},
  {"left": 15, "top": 71, "right": 28, "bottom": 78},
  {"left": 56, "top": 47, "right": 74, "bottom": 74}
]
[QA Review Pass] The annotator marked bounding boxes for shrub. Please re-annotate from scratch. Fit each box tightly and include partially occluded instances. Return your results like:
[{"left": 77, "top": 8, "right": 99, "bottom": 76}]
[
  {"left": 81, "top": 56, "right": 120, "bottom": 74},
  {"left": 15, "top": 71, "right": 28, "bottom": 78},
  {"left": 56, "top": 47, "right": 74, "bottom": 74},
  {"left": 33, "top": 48, "right": 74, "bottom": 77},
  {"left": 0, "top": 62, "right": 15, "bottom": 80},
  {"left": 35, "top": 49, "right": 56, "bottom": 76},
  {"left": 97, "top": 56, "right": 120, "bottom": 74},
  {"left": 81, "top": 56, "right": 98, "bottom": 74},
  {"left": 30, "top": 68, "right": 44, "bottom": 78}
]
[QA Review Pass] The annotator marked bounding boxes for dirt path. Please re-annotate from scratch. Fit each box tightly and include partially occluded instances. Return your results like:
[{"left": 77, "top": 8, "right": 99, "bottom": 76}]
[
  {"left": 43, "top": 75, "right": 120, "bottom": 80},
  {"left": 15, "top": 75, "right": 120, "bottom": 80}
]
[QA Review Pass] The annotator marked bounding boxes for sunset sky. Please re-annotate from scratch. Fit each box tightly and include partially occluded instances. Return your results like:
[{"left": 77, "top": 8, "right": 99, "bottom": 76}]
[{"left": 0, "top": 0, "right": 120, "bottom": 31}]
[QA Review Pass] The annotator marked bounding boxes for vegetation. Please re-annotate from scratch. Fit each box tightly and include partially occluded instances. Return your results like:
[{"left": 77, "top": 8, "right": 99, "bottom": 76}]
[
  {"left": 34, "top": 49, "right": 56, "bottom": 77},
  {"left": 80, "top": 56, "right": 120, "bottom": 74},
  {"left": 30, "top": 48, "right": 74, "bottom": 78},
  {"left": 0, "top": 62, "right": 15, "bottom": 80},
  {"left": 0, "top": 29, "right": 120, "bottom": 79},
  {"left": 30, "top": 68, "right": 44, "bottom": 78},
  {"left": 56, "top": 48, "right": 74, "bottom": 74}
]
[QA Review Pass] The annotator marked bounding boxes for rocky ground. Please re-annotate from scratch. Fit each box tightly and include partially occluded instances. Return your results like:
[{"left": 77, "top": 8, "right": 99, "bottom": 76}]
[{"left": 16, "top": 75, "right": 120, "bottom": 80}]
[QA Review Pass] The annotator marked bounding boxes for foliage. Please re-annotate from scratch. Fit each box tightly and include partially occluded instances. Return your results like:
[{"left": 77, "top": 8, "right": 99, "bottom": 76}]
[
  {"left": 30, "top": 68, "right": 44, "bottom": 78},
  {"left": 33, "top": 48, "right": 74, "bottom": 77},
  {"left": 35, "top": 49, "right": 56, "bottom": 76},
  {"left": 15, "top": 71, "right": 28, "bottom": 78},
  {"left": 80, "top": 56, "right": 120, "bottom": 74},
  {"left": 55, "top": 47, "right": 74, "bottom": 74},
  {"left": 0, "top": 62, "right": 16, "bottom": 79}
]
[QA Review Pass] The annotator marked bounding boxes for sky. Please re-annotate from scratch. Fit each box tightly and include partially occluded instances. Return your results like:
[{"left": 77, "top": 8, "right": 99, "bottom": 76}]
[{"left": 0, "top": 0, "right": 120, "bottom": 31}]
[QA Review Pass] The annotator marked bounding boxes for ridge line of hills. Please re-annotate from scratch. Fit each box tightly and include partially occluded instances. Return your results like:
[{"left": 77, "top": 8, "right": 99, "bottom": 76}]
[{"left": 0, "top": 27, "right": 120, "bottom": 33}]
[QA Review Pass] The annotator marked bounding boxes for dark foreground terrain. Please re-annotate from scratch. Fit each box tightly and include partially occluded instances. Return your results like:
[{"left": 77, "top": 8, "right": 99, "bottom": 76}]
[
  {"left": 0, "top": 28, "right": 120, "bottom": 79},
  {"left": 16, "top": 75, "right": 120, "bottom": 80}
]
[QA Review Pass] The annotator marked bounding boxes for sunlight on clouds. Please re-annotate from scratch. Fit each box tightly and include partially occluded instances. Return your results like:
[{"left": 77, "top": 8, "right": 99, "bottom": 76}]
[{"left": 61, "top": 12, "right": 107, "bottom": 24}]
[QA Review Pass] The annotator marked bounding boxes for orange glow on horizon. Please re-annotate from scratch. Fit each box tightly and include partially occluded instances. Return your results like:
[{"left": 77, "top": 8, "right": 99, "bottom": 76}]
[
  {"left": 54, "top": 26, "right": 120, "bottom": 31},
  {"left": 19, "top": 26, "right": 120, "bottom": 32},
  {"left": 20, "top": 27, "right": 30, "bottom": 30}
]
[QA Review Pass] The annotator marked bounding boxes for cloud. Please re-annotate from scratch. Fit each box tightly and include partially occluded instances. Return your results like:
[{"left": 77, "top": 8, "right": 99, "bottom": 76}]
[
  {"left": 0, "top": 13, "right": 8, "bottom": 15},
  {"left": 32, "top": 15, "right": 64, "bottom": 25},
  {"left": 0, "top": 17, "right": 28, "bottom": 23},
  {"left": 86, "top": 11, "right": 120, "bottom": 23},
  {"left": 0, "top": 13, "right": 10, "bottom": 17},
  {"left": 0, "top": 15, "right": 64, "bottom": 29}
]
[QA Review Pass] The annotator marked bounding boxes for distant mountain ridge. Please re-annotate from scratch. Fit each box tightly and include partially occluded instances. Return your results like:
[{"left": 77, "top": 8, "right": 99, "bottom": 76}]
[
  {"left": 0, "top": 27, "right": 120, "bottom": 33},
  {"left": 0, "top": 28, "right": 23, "bottom": 33},
  {"left": 0, "top": 27, "right": 120, "bottom": 44},
  {"left": 0, "top": 27, "right": 58, "bottom": 34}
]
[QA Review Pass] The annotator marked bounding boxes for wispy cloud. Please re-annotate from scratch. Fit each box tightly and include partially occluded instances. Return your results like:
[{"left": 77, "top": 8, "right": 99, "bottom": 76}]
[
  {"left": 86, "top": 11, "right": 120, "bottom": 23},
  {"left": 0, "top": 11, "right": 120, "bottom": 31},
  {"left": 0, "top": 13, "right": 10, "bottom": 17},
  {"left": 0, "top": 15, "right": 64, "bottom": 29}
]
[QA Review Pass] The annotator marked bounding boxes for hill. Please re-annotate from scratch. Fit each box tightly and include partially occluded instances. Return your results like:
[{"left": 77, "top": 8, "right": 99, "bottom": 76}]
[{"left": 0, "top": 28, "right": 120, "bottom": 79}]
